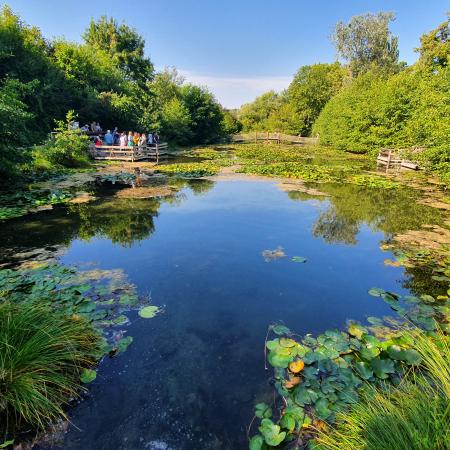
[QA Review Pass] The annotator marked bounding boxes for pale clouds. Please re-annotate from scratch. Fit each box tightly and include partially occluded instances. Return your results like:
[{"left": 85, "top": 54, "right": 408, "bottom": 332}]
[{"left": 179, "top": 70, "right": 291, "bottom": 109}]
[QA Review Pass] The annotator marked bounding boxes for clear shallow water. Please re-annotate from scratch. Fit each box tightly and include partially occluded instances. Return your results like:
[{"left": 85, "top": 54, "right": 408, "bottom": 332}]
[{"left": 0, "top": 178, "right": 443, "bottom": 450}]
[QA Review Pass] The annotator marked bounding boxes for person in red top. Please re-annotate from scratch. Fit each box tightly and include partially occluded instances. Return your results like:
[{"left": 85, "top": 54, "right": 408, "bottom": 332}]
[{"left": 95, "top": 136, "right": 102, "bottom": 147}]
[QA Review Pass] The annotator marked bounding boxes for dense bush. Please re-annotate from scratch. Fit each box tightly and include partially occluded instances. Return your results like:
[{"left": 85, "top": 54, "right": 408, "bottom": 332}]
[{"left": 33, "top": 112, "right": 90, "bottom": 168}]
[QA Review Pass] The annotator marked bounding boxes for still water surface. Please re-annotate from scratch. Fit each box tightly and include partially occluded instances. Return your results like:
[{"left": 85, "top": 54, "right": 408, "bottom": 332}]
[{"left": 0, "top": 178, "right": 442, "bottom": 449}]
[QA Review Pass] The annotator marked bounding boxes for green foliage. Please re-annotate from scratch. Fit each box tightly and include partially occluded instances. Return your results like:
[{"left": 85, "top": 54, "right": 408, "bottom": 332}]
[
  {"left": 333, "top": 12, "right": 400, "bottom": 77},
  {"left": 238, "top": 91, "right": 281, "bottom": 132},
  {"left": 0, "top": 7, "right": 229, "bottom": 180},
  {"left": 0, "top": 78, "right": 34, "bottom": 177},
  {"left": 221, "top": 109, "right": 242, "bottom": 135},
  {"left": 33, "top": 111, "right": 90, "bottom": 168},
  {"left": 312, "top": 330, "right": 450, "bottom": 450},
  {"left": 83, "top": 15, "right": 154, "bottom": 85},
  {"left": 417, "top": 16, "right": 450, "bottom": 70},
  {"left": 287, "top": 63, "right": 347, "bottom": 135},
  {"left": 0, "top": 300, "right": 100, "bottom": 432}
]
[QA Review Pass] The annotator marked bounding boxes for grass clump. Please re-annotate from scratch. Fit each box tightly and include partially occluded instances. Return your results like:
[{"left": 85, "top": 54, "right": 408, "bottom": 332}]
[
  {"left": 312, "top": 329, "right": 450, "bottom": 450},
  {"left": 0, "top": 301, "right": 100, "bottom": 434}
]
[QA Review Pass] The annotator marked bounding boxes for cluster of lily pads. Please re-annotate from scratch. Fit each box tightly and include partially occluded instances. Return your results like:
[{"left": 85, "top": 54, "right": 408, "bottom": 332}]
[
  {"left": 0, "top": 264, "right": 160, "bottom": 383},
  {"left": 349, "top": 174, "right": 400, "bottom": 189},
  {"left": 0, "top": 190, "right": 74, "bottom": 220},
  {"left": 238, "top": 163, "right": 340, "bottom": 183},
  {"left": 156, "top": 162, "right": 220, "bottom": 178},
  {"left": 250, "top": 280, "right": 449, "bottom": 449}
]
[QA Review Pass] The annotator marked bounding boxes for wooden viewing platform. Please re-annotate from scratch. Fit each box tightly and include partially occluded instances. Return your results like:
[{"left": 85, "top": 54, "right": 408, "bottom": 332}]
[
  {"left": 89, "top": 142, "right": 169, "bottom": 163},
  {"left": 377, "top": 148, "right": 419, "bottom": 170}
]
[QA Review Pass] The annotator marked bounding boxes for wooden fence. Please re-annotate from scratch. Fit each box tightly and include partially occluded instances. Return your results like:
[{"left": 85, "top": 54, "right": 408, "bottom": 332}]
[
  {"left": 89, "top": 142, "right": 169, "bottom": 163},
  {"left": 233, "top": 132, "right": 318, "bottom": 145},
  {"left": 376, "top": 148, "right": 419, "bottom": 170}
]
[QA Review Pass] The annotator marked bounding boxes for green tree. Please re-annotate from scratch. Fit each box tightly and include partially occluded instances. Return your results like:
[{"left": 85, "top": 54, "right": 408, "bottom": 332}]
[
  {"left": 287, "top": 63, "right": 347, "bottom": 135},
  {"left": 237, "top": 91, "right": 281, "bottom": 131},
  {"left": 83, "top": 16, "right": 154, "bottom": 85},
  {"left": 417, "top": 15, "right": 450, "bottom": 70},
  {"left": 179, "top": 84, "right": 224, "bottom": 143},
  {"left": 333, "top": 12, "right": 400, "bottom": 77},
  {"left": 0, "top": 78, "right": 34, "bottom": 178},
  {"left": 160, "top": 97, "right": 192, "bottom": 144},
  {"left": 221, "top": 109, "right": 242, "bottom": 135}
]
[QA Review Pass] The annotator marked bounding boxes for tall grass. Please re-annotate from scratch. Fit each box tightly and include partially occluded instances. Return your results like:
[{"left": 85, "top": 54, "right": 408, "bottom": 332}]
[
  {"left": 312, "top": 329, "right": 450, "bottom": 450},
  {"left": 0, "top": 301, "right": 100, "bottom": 434}
]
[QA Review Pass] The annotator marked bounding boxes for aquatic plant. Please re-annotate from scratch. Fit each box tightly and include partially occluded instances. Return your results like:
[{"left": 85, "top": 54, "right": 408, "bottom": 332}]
[
  {"left": 0, "top": 301, "right": 100, "bottom": 432},
  {"left": 349, "top": 174, "right": 400, "bottom": 189},
  {"left": 311, "top": 329, "right": 450, "bottom": 450},
  {"left": 156, "top": 162, "right": 219, "bottom": 177},
  {"left": 239, "top": 163, "right": 340, "bottom": 182},
  {"left": 249, "top": 278, "right": 449, "bottom": 448}
]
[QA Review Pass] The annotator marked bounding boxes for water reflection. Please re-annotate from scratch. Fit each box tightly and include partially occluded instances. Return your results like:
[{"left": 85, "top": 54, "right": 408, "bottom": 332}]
[
  {"left": 288, "top": 183, "right": 444, "bottom": 245},
  {"left": 0, "top": 178, "right": 446, "bottom": 449}
]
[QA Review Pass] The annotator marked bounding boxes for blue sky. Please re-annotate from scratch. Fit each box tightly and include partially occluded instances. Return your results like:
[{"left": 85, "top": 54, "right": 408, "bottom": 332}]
[{"left": 4, "top": 0, "right": 448, "bottom": 108}]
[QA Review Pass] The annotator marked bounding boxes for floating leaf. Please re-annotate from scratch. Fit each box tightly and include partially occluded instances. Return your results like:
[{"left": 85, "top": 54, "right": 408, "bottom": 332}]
[
  {"left": 315, "top": 398, "right": 331, "bottom": 420},
  {"left": 289, "top": 360, "right": 305, "bottom": 373},
  {"left": 259, "top": 419, "right": 286, "bottom": 446},
  {"left": 80, "top": 368, "right": 97, "bottom": 384},
  {"left": 119, "top": 294, "right": 139, "bottom": 306},
  {"left": 292, "top": 256, "right": 307, "bottom": 263},
  {"left": 249, "top": 435, "right": 264, "bottom": 450},
  {"left": 271, "top": 324, "right": 290, "bottom": 335},
  {"left": 284, "top": 376, "right": 301, "bottom": 389},
  {"left": 280, "top": 413, "right": 296, "bottom": 431},
  {"left": 371, "top": 358, "right": 395, "bottom": 379},
  {"left": 386, "top": 345, "right": 422, "bottom": 365},
  {"left": 255, "top": 403, "right": 272, "bottom": 419},
  {"left": 354, "top": 361, "right": 373, "bottom": 380},
  {"left": 348, "top": 323, "right": 368, "bottom": 339},
  {"left": 117, "top": 335, "right": 133, "bottom": 353},
  {"left": 368, "top": 288, "right": 385, "bottom": 297},
  {"left": 138, "top": 305, "right": 159, "bottom": 318}
]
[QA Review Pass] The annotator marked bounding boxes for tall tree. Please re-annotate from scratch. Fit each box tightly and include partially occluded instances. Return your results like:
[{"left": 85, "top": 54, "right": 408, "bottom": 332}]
[
  {"left": 83, "top": 16, "right": 154, "bottom": 85},
  {"left": 417, "top": 15, "right": 450, "bottom": 70},
  {"left": 287, "top": 63, "right": 347, "bottom": 135},
  {"left": 333, "top": 12, "right": 400, "bottom": 77}
]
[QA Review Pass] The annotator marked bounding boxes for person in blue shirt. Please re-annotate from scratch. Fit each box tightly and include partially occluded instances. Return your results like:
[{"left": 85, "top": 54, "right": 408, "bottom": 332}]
[{"left": 104, "top": 130, "right": 114, "bottom": 145}]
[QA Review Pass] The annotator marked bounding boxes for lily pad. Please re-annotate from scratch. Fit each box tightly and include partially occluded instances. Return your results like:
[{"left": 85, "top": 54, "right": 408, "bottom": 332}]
[
  {"left": 292, "top": 256, "right": 307, "bottom": 263},
  {"left": 138, "top": 305, "right": 160, "bottom": 318},
  {"left": 255, "top": 402, "right": 272, "bottom": 419},
  {"left": 259, "top": 418, "right": 286, "bottom": 446},
  {"left": 80, "top": 368, "right": 97, "bottom": 384}
]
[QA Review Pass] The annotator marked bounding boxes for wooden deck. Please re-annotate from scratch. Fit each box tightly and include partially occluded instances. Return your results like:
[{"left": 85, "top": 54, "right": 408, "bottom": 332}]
[
  {"left": 89, "top": 143, "right": 169, "bottom": 163},
  {"left": 376, "top": 148, "right": 419, "bottom": 170}
]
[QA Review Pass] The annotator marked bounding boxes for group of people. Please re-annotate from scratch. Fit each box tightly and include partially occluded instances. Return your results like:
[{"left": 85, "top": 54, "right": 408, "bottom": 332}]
[{"left": 94, "top": 129, "right": 160, "bottom": 147}]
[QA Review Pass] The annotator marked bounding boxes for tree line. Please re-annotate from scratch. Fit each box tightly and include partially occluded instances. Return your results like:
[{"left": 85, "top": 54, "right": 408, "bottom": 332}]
[
  {"left": 0, "top": 6, "right": 239, "bottom": 177},
  {"left": 237, "top": 13, "right": 449, "bottom": 183}
]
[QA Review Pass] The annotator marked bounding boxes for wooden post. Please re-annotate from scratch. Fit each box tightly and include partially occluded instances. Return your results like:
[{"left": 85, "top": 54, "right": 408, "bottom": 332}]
[
  {"left": 255, "top": 132, "right": 257, "bottom": 143},
  {"left": 267, "top": 131, "right": 269, "bottom": 143},
  {"left": 387, "top": 149, "right": 392, "bottom": 169}
]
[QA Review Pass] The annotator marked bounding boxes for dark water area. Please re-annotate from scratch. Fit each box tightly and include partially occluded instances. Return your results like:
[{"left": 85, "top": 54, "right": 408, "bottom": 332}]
[{"left": 0, "top": 178, "right": 444, "bottom": 450}]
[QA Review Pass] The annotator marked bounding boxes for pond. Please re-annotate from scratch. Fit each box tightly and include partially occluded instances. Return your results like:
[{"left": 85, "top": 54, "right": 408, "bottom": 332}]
[{"left": 0, "top": 176, "right": 444, "bottom": 450}]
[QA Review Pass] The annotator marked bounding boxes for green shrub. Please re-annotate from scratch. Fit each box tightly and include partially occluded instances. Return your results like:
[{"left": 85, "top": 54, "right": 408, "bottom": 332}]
[
  {"left": 0, "top": 301, "right": 100, "bottom": 433},
  {"left": 33, "top": 111, "right": 90, "bottom": 169},
  {"left": 312, "top": 329, "right": 450, "bottom": 450}
]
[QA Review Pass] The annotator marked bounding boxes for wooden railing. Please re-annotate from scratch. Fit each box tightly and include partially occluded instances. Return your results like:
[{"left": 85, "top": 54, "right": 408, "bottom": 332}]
[
  {"left": 89, "top": 142, "right": 169, "bottom": 163},
  {"left": 233, "top": 132, "right": 318, "bottom": 145}
]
